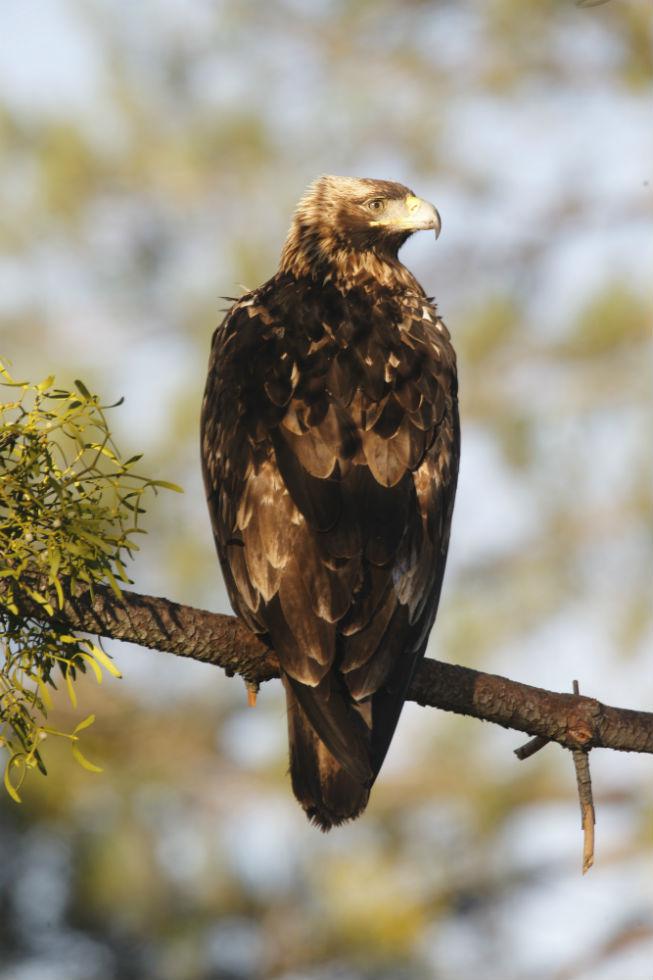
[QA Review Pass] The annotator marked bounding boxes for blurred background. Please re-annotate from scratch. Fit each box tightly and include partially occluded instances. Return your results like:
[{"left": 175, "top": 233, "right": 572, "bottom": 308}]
[{"left": 0, "top": 0, "right": 652, "bottom": 977}]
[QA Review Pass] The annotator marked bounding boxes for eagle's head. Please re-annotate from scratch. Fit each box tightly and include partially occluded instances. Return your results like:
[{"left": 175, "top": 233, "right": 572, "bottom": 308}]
[{"left": 279, "top": 175, "right": 441, "bottom": 282}]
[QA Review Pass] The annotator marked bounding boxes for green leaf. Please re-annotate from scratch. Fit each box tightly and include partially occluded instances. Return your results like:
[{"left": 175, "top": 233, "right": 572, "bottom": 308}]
[
  {"left": 4, "top": 756, "right": 24, "bottom": 803},
  {"left": 33, "top": 748, "right": 47, "bottom": 777},
  {"left": 72, "top": 744, "right": 103, "bottom": 773},
  {"left": 37, "top": 677, "right": 53, "bottom": 710},
  {"left": 89, "top": 644, "right": 122, "bottom": 679},
  {"left": 65, "top": 671, "right": 78, "bottom": 708},
  {"left": 150, "top": 479, "right": 184, "bottom": 493},
  {"left": 51, "top": 575, "right": 64, "bottom": 610},
  {"left": 104, "top": 568, "right": 123, "bottom": 599},
  {"left": 73, "top": 713, "right": 96, "bottom": 735},
  {"left": 113, "top": 558, "right": 131, "bottom": 584},
  {"left": 47, "top": 545, "right": 62, "bottom": 579},
  {"left": 74, "top": 379, "right": 92, "bottom": 400},
  {"left": 79, "top": 651, "right": 103, "bottom": 684}
]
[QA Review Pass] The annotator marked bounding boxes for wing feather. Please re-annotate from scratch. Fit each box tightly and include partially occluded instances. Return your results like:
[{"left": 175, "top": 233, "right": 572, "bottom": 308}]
[{"left": 201, "top": 278, "right": 460, "bottom": 808}]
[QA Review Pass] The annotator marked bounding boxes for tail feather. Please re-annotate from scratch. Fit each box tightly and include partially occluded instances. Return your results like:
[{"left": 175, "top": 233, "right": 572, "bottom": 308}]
[
  {"left": 284, "top": 679, "right": 370, "bottom": 831},
  {"left": 285, "top": 673, "right": 373, "bottom": 784}
]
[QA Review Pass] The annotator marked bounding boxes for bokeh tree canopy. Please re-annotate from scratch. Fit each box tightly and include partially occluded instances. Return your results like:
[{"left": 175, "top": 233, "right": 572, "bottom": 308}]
[{"left": 0, "top": 1, "right": 651, "bottom": 978}]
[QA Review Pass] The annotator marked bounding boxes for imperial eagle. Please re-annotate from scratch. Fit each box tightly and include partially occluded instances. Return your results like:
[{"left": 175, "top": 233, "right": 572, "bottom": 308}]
[{"left": 201, "top": 176, "right": 459, "bottom": 829}]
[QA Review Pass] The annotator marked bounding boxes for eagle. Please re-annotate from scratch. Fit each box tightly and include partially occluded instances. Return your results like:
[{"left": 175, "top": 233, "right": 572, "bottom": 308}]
[{"left": 201, "top": 176, "right": 459, "bottom": 830}]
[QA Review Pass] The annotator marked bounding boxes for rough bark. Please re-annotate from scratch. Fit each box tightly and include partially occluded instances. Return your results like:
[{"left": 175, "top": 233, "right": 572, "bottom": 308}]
[{"left": 4, "top": 576, "right": 653, "bottom": 757}]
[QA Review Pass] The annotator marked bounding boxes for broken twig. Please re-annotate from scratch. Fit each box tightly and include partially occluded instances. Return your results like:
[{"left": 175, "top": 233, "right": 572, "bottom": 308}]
[{"left": 572, "top": 679, "right": 596, "bottom": 874}]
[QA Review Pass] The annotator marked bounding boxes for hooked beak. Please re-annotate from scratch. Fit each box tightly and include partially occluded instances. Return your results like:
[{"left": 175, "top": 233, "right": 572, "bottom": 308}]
[
  {"left": 370, "top": 194, "right": 442, "bottom": 239},
  {"left": 404, "top": 194, "right": 441, "bottom": 238}
]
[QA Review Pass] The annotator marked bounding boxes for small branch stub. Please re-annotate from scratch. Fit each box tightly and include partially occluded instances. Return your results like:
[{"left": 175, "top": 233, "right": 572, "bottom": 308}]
[
  {"left": 514, "top": 734, "right": 549, "bottom": 761},
  {"left": 572, "top": 679, "right": 596, "bottom": 875}
]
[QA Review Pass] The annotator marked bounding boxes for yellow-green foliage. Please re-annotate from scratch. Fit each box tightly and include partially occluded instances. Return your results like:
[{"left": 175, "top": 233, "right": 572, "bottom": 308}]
[{"left": 0, "top": 363, "right": 181, "bottom": 801}]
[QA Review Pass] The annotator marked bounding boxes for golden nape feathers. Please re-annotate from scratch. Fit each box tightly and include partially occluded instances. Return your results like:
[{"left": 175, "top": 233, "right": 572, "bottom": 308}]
[{"left": 279, "top": 175, "right": 441, "bottom": 284}]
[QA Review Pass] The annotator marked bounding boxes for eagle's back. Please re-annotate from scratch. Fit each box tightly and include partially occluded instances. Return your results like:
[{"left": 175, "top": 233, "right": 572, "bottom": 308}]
[{"left": 201, "top": 270, "right": 459, "bottom": 827}]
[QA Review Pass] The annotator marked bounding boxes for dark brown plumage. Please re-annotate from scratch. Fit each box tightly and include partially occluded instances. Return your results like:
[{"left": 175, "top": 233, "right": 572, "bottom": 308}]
[{"left": 201, "top": 175, "right": 459, "bottom": 829}]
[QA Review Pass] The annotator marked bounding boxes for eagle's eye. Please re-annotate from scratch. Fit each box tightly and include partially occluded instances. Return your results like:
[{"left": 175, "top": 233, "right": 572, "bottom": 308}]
[{"left": 366, "top": 198, "right": 385, "bottom": 213}]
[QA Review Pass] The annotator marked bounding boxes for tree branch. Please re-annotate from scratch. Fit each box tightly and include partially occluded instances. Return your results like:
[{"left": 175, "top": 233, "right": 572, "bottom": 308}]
[{"left": 4, "top": 577, "right": 653, "bottom": 757}]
